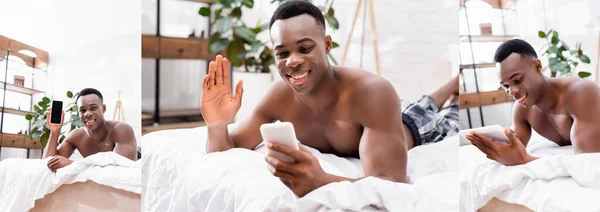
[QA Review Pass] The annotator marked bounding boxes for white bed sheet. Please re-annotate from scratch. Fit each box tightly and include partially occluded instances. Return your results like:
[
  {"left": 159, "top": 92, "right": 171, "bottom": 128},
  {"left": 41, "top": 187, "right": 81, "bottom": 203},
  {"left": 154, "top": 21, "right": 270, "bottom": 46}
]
[
  {"left": 141, "top": 126, "right": 459, "bottom": 212},
  {"left": 0, "top": 152, "right": 142, "bottom": 212},
  {"left": 459, "top": 129, "right": 600, "bottom": 212}
]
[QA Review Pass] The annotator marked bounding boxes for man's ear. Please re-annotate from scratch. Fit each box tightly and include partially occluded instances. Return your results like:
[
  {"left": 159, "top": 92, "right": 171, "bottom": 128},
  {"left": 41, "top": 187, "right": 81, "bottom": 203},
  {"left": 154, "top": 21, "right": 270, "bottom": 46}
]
[
  {"left": 103, "top": 104, "right": 106, "bottom": 113},
  {"left": 325, "top": 35, "right": 332, "bottom": 54},
  {"left": 534, "top": 58, "right": 542, "bottom": 73}
]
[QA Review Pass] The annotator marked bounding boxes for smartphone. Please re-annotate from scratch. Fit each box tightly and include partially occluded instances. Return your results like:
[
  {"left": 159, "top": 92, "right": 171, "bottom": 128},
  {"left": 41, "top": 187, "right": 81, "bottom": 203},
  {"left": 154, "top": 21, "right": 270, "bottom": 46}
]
[
  {"left": 260, "top": 122, "right": 299, "bottom": 162},
  {"left": 459, "top": 125, "right": 510, "bottom": 145},
  {"left": 50, "top": 100, "right": 63, "bottom": 124}
]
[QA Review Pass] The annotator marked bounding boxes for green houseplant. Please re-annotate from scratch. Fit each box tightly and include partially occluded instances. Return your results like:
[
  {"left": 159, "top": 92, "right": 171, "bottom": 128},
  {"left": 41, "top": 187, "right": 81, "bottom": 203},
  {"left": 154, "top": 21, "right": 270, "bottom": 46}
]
[
  {"left": 24, "top": 91, "right": 82, "bottom": 147},
  {"left": 538, "top": 29, "right": 592, "bottom": 78},
  {"left": 199, "top": 0, "right": 341, "bottom": 73}
]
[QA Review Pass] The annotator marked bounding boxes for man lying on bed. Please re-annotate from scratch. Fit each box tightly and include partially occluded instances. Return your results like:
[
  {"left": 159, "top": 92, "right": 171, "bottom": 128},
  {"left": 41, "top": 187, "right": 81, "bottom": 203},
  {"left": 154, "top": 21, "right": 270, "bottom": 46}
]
[
  {"left": 465, "top": 39, "right": 600, "bottom": 166},
  {"left": 43, "top": 88, "right": 138, "bottom": 172},
  {"left": 201, "top": 1, "right": 459, "bottom": 197}
]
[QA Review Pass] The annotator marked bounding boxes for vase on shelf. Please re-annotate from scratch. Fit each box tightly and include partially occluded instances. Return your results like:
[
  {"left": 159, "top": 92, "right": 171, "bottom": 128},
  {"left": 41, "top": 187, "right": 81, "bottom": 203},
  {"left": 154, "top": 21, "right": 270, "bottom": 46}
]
[{"left": 14, "top": 75, "right": 25, "bottom": 86}]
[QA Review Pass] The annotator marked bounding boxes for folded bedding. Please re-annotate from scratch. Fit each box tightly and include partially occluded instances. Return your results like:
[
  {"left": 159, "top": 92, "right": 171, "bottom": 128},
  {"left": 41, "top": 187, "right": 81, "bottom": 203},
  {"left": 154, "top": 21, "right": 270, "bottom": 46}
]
[
  {"left": 141, "top": 126, "right": 459, "bottom": 212},
  {"left": 0, "top": 152, "right": 141, "bottom": 212},
  {"left": 459, "top": 132, "right": 600, "bottom": 212}
]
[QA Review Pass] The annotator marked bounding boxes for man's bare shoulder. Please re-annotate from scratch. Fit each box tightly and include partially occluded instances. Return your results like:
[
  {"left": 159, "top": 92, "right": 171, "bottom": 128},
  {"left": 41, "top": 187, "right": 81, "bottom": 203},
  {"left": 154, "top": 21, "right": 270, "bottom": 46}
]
[
  {"left": 564, "top": 78, "right": 600, "bottom": 111},
  {"left": 512, "top": 101, "right": 530, "bottom": 121},
  {"left": 256, "top": 80, "right": 295, "bottom": 111},
  {"left": 65, "top": 128, "right": 87, "bottom": 145},
  {"left": 334, "top": 66, "right": 391, "bottom": 95},
  {"left": 107, "top": 121, "right": 135, "bottom": 143}
]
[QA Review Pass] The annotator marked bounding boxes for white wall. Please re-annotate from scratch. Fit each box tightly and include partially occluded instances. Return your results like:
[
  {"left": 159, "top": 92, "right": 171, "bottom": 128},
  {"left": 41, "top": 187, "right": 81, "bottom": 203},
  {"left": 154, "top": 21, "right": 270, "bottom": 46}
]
[
  {"left": 458, "top": 0, "right": 600, "bottom": 129},
  {"left": 0, "top": 0, "right": 141, "bottom": 160},
  {"left": 141, "top": 0, "right": 459, "bottom": 114}
]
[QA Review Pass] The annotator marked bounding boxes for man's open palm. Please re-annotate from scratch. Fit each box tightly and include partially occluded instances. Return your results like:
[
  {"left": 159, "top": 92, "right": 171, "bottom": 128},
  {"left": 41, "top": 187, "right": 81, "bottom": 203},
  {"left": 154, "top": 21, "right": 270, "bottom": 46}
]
[{"left": 201, "top": 55, "right": 244, "bottom": 125}]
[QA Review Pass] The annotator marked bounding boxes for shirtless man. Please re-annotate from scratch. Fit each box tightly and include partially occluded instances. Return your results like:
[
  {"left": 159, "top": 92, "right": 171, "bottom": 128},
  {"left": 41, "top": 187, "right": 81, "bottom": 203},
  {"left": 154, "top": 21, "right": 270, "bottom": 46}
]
[
  {"left": 201, "top": 1, "right": 460, "bottom": 197},
  {"left": 44, "top": 88, "right": 138, "bottom": 172},
  {"left": 466, "top": 39, "right": 600, "bottom": 166}
]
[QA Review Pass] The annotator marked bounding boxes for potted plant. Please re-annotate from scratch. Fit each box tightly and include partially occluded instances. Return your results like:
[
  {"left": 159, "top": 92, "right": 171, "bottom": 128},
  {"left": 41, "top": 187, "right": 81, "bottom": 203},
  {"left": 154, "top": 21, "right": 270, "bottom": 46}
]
[
  {"left": 24, "top": 91, "right": 82, "bottom": 147},
  {"left": 538, "top": 29, "right": 592, "bottom": 78}
]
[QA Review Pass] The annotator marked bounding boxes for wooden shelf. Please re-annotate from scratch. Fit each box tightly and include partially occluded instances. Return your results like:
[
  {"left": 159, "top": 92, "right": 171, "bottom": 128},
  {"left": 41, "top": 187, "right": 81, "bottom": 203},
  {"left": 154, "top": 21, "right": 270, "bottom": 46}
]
[
  {"left": 459, "top": 0, "right": 515, "bottom": 9},
  {"left": 142, "top": 35, "right": 219, "bottom": 60},
  {"left": 459, "top": 90, "right": 514, "bottom": 109},
  {"left": 142, "top": 113, "right": 153, "bottom": 121},
  {"left": 1, "top": 107, "right": 35, "bottom": 116},
  {"left": 1, "top": 82, "right": 44, "bottom": 95},
  {"left": 460, "top": 35, "right": 517, "bottom": 42},
  {"left": 0, "top": 35, "right": 8, "bottom": 50},
  {"left": 460, "top": 63, "right": 496, "bottom": 70},
  {"left": 1, "top": 133, "right": 43, "bottom": 149}
]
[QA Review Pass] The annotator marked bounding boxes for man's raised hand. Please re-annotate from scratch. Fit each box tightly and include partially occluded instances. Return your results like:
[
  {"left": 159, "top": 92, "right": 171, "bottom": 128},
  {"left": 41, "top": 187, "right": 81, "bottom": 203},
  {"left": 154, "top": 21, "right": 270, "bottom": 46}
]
[{"left": 201, "top": 55, "right": 244, "bottom": 126}]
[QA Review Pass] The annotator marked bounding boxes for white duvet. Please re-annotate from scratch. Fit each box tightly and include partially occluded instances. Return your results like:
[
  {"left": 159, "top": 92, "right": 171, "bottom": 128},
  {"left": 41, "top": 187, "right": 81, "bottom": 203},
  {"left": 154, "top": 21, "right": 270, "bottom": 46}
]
[
  {"left": 459, "top": 130, "right": 600, "bottom": 212},
  {"left": 141, "top": 126, "right": 459, "bottom": 212},
  {"left": 0, "top": 152, "right": 142, "bottom": 212}
]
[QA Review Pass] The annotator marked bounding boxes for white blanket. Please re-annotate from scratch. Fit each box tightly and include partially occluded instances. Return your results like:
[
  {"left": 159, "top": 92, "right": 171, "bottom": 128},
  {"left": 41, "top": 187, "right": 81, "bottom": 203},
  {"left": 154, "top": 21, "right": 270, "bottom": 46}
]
[
  {"left": 142, "top": 126, "right": 458, "bottom": 212},
  {"left": 459, "top": 130, "right": 600, "bottom": 212},
  {"left": 0, "top": 152, "right": 141, "bottom": 212}
]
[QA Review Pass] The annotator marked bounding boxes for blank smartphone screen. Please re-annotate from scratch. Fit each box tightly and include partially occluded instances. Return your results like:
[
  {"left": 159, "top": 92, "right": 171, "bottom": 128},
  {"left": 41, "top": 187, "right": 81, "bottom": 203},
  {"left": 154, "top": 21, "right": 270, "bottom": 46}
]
[{"left": 50, "top": 101, "right": 63, "bottom": 124}]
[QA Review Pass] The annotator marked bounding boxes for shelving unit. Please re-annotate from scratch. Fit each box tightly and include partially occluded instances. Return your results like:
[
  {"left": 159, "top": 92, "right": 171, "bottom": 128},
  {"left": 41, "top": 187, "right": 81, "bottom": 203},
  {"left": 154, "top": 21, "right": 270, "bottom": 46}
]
[
  {"left": 458, "top": 0, "right": 518, "bottom": 128},
  {"left": 142, "top": 0, "right": 219, "bottom": 126},
  {"left": 0, "top": 35, "right": 49, "bottom": 159}
]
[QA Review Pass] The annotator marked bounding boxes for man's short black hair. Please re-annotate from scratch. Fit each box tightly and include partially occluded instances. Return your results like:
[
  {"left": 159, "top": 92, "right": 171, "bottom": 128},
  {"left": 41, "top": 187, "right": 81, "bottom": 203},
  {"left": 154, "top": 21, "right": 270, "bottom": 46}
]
[
  {"left": 76, "top": 88, "right": 103, "bottom": 103},
  {"left": 494, "top": 39, "right": 538, "bottom": 63},
  {"left": 269, "top": 0, "right": 326, "bottom": 31}
]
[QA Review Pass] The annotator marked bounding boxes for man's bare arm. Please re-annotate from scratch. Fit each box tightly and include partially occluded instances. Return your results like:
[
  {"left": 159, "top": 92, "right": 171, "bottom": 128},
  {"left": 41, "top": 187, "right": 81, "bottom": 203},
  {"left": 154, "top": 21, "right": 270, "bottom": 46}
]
[
  {"left": 112, "top": 123, "right": 138, "bottom": 161},
  {"left": 354, "top": 78, "right": 408, "bottom": 182},
  {"left": 566, "top": 81, "right": 600, "bottom": 153},
  {"left": 43, "top": 130, "right": 78, "bottom": 159},
  {"left": 511, "top": 103, "right": 532, "bottom": 146}
]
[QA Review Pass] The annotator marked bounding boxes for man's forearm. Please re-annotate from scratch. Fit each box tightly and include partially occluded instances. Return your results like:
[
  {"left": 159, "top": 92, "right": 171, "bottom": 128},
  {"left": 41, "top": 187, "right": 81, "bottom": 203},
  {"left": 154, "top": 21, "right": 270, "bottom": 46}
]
[
  {"left": 206, "top": 124, "right": 235, "bottom": 153},
  {"left": 42, "top": 131, "right": 60, "bottom": 158}
]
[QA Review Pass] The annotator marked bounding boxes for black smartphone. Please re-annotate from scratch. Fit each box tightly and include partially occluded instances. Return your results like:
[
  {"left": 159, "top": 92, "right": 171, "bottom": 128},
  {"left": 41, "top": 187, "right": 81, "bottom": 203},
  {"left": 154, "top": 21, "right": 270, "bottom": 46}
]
[{"left": 50, "top": 100, "right": 63, "bottom": 124}]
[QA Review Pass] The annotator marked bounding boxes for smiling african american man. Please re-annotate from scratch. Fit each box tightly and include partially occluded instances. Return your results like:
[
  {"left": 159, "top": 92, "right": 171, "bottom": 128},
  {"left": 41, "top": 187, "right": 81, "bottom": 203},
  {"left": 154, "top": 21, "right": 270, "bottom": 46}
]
[
  {"left": 466, "top": 39, "right": 600, "bottom": 166},
  {"left": 43, "top": 88, "right": 138, "bottom": 172}
]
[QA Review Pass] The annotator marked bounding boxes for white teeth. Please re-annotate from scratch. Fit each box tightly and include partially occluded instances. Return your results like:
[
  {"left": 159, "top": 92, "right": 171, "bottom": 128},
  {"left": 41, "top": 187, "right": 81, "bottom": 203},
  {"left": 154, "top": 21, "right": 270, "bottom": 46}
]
[{"left": 290, "top": 72, "right": 308, "bottom": 79}]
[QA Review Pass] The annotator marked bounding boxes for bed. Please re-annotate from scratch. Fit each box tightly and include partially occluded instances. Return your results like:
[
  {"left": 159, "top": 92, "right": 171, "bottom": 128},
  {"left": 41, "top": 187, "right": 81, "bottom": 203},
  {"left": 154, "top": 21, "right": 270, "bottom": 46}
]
[
  {"left": 0, "top": 152, "right": 141, "bottom": 212},
  {"left": 459, "top": 128, "right": 600, "bottom": 212},
  {"left": 141, "top": 125, "right": 459, "bottom": 212}
]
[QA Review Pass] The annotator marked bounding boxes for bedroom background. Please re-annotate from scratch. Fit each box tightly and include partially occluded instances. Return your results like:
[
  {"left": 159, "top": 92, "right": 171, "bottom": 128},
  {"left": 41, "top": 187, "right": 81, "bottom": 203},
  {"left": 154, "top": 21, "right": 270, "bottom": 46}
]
[{"left": 0, "top": 0, "right": 142, "bottom": 160}]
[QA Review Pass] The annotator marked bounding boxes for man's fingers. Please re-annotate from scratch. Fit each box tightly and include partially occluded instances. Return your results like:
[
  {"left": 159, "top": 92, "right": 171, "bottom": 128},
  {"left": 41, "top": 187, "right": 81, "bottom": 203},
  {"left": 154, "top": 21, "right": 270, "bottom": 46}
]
[
  {"left": 233, "top": 80, "right": 243, "bottom": 105},
  {"left": 202, "top": 74, "right": 210, "bottom": 91},
  {"left": 223, "top": 58, "right": 230, "bottom": 88},
  {"left": 216, "top": 55, "right": 223, "bottom": 85},
  {"left": 209, "top": 61, "right": 216, "bottom": 86},
  {"left": 265, "top": 156, "right": 297, "bottom": 174},
  {"left": 504, "top": 128, "right": 519, "bottom": 147},
  {"left": 267, "top": 142, "right": 305, "bottom": 162},
  {"left": 471, "top": 132, "right": 496, "bottom": 149},
  {"left": 280, "top": 178, "right": 294, "bottom": 188}
]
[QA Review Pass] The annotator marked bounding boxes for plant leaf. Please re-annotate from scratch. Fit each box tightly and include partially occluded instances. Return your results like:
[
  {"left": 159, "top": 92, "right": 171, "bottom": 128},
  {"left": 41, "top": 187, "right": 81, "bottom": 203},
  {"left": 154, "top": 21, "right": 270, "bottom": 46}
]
[
  {"left": 578, "top": 71, "right": 591, "bottom": 78},
  {"left": 538, "top": 31, "right": 546, "bottom": 38},
  {"left": 234, "top": 27, "right": 257, "bottom": 43},
  {"left": 551, "top": 31, "right": 559, "bottom": 44},
  {"left": 199, "top": 7, "right": 211, "bottom": 17},
  {"left": 40, "top": 128, "right": 50, "bottom": 148},
  {"left": 66, "top": 91, "right": 73, "bottom": 98},
  {"left": 25, "top": 114, "right": 33, "bottom": 120},
  {"left": 42, "top": 97, "right": 50, "bottom": 104},
  {"left": 231, "top": 7, "right": 242, "bottom": 19},
  {"left": 227, "top": 38, "right": 245, "bottom": 67},
  {"left": 33, "top": 105, "right": 41, "bottom": 114},
  {"left": 332, "top": 41, "right": 339, "bottom": 48},
  {"left": 324, "top": 15, "right": 339, "bottom": 29},
  {"left": 208, "top": 32, "right": 230, "bottom": 54},
  {"left": 215, "top": 17, "right": 233, "bottom": 34},
  {"left": 580, "top": 55, "right": 591, "bottom": 64},
  {"left": 242, "top": 0, "right": 254, "bottom": 8}
]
